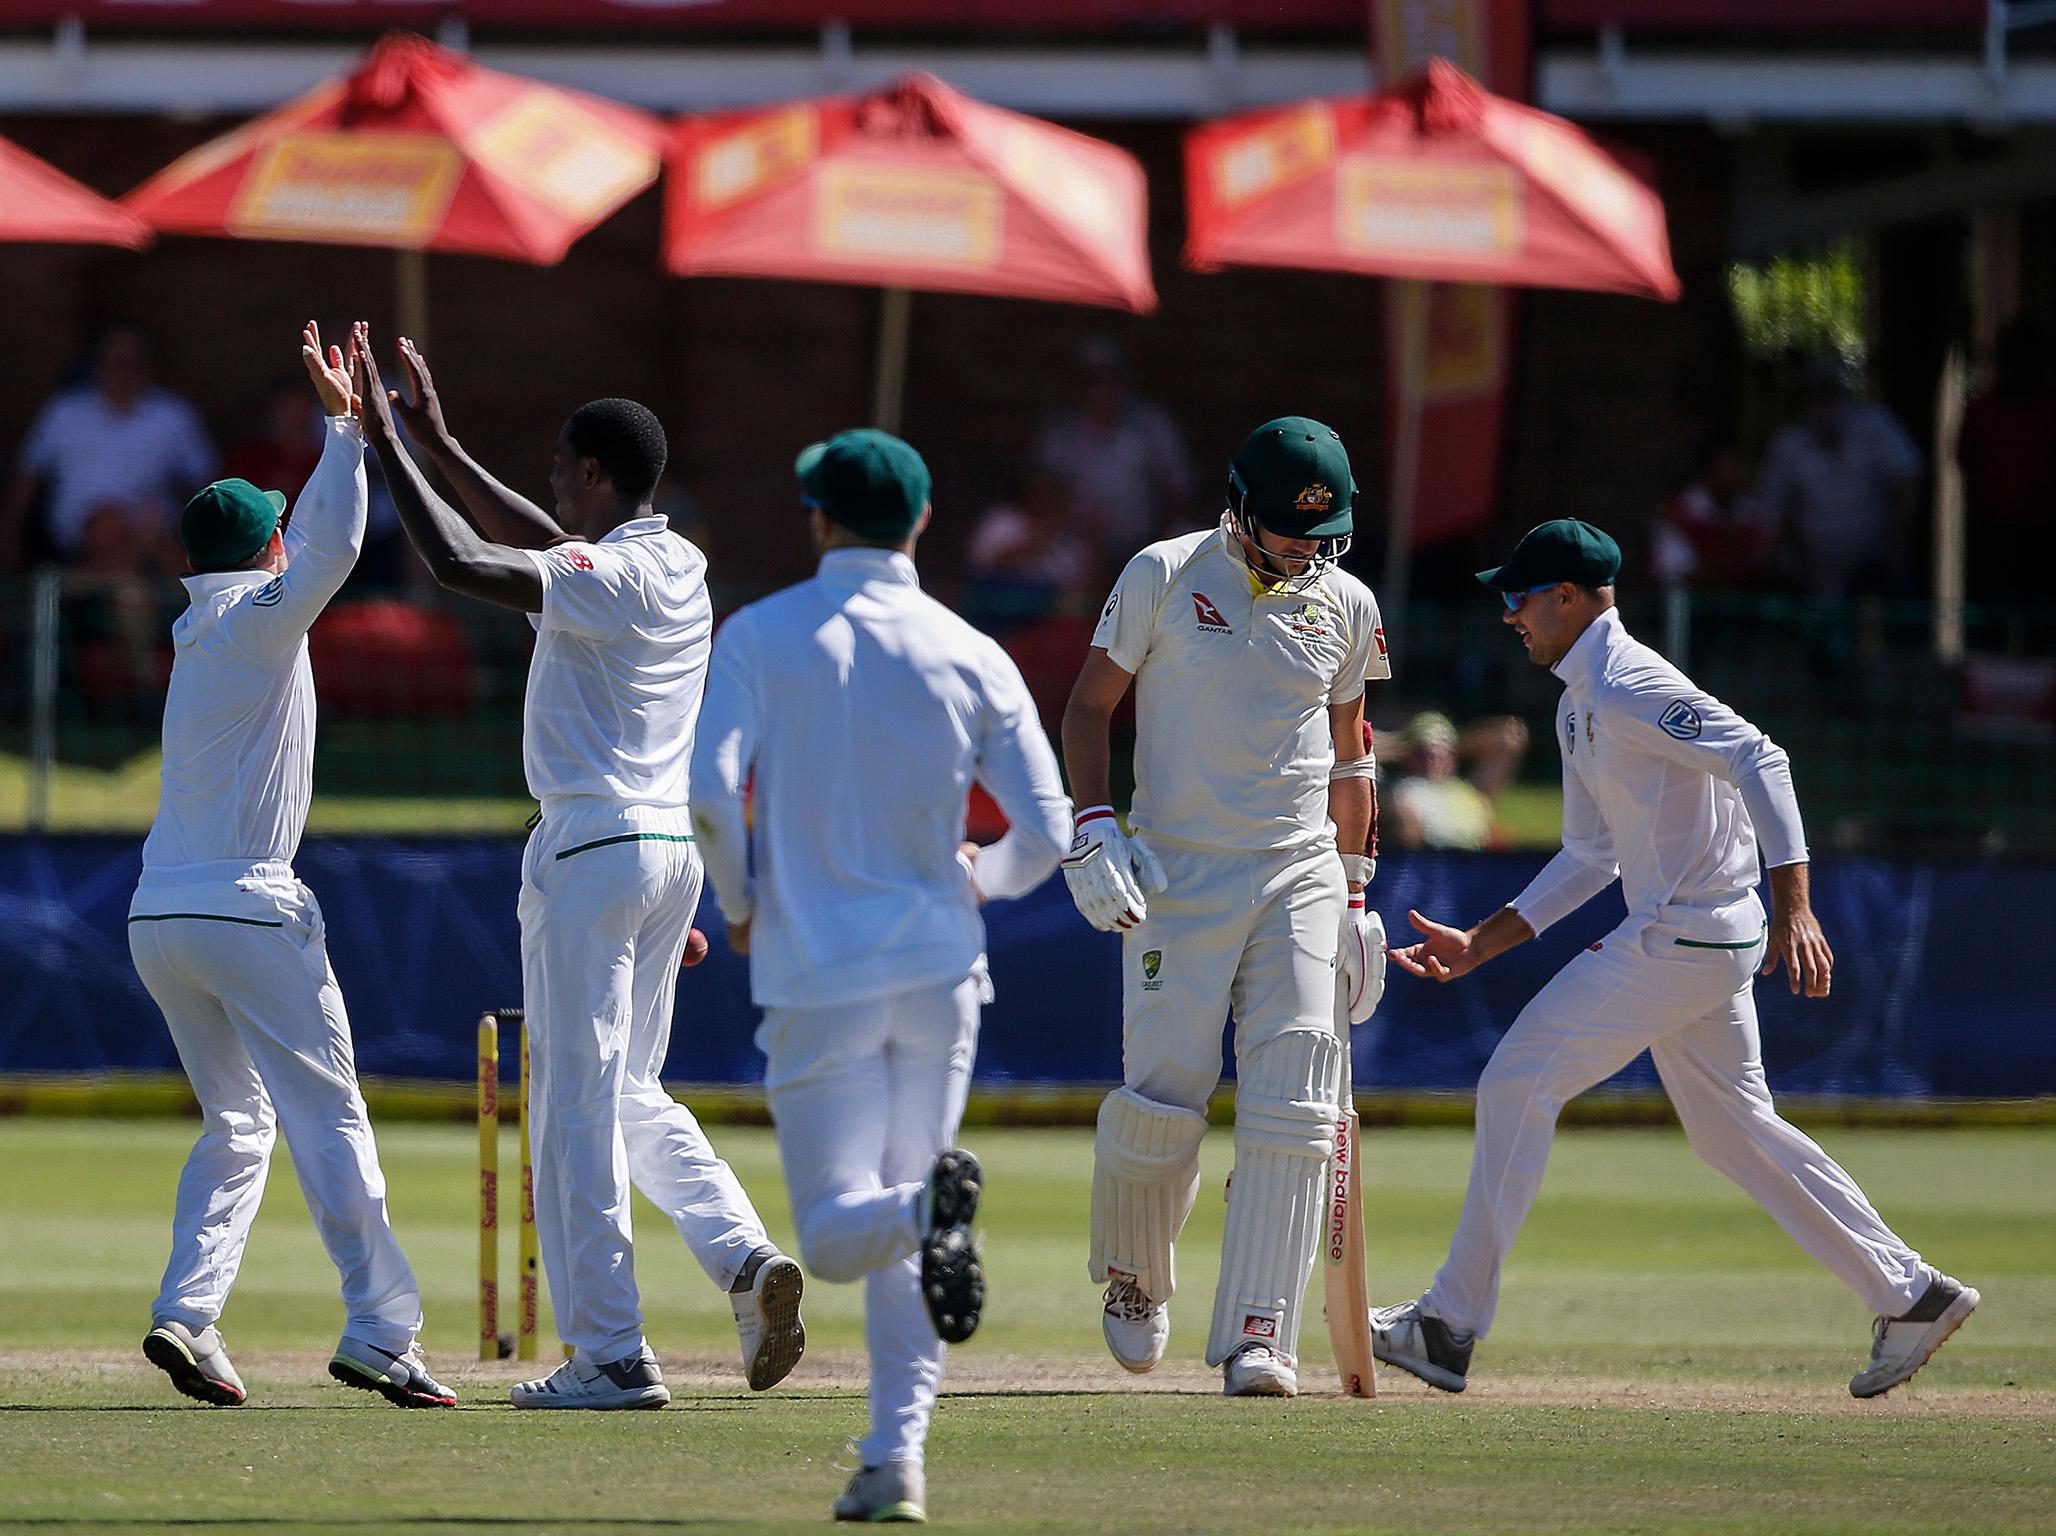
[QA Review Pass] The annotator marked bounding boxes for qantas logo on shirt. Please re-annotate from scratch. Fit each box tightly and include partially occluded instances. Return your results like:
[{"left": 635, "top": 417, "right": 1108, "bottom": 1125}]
[{"left": 1192, "top": 592, "right": 1232, "bottom": 634}]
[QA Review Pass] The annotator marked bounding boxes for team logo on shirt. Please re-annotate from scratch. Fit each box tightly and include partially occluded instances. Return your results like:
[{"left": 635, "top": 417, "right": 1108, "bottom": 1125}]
[
  {"left": 1564, "top": 710, "right": 1577, "bottom": 755},
  {"left": 1191, "top": 593, "right": 1232, "bottom": 634},
  {"left": 1293, "top": 483, "right": 1334, "bottom": 515},
  {"left": 252, "top": 578, "right": 285, "bottom": 607},
  {"left": 1659, "top": 699, "right": 1703, "bottom": 740},
  {"left": 1286, "top": 600, "right": 1330, "bottom": 638},
  {"left": 1141, "top": 949, "right": 1164, "bottom": 990}
]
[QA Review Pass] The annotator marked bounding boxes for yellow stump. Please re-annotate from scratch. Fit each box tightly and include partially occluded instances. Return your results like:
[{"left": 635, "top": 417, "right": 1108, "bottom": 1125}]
[
  {"left": 477, "top": 1016, "right": 499, "bottom": 1361},
  {"left": 517, "top": 1023, "right": 539, "bottom": 1362}
]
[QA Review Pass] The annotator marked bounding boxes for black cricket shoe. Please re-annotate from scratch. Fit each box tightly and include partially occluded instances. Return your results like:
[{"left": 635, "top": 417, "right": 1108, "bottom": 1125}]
[
  {"left": 1370, "top": 1297, "right": 1473, "bottom": 1393},
  {"left": 919, "top": 1148, "right": 984, "bottom": 1344},
  {"left": 329, "top": 1339, "right": 458, "bottom": 1408}
]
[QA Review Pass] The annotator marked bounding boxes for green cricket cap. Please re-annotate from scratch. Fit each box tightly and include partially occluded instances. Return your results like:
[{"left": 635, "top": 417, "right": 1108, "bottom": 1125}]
[
  {"left": 179, "top": 478, "right": 287, "bottom": 573},
  {"left": 795, "top": 429, "right": 931, "bottom": 542},
  {"left": 1229, "top": 416, "right": 1355, "bottom": 539},
  {"left": 1476, "top": 518, "right": 1622, "bottom": 591}
]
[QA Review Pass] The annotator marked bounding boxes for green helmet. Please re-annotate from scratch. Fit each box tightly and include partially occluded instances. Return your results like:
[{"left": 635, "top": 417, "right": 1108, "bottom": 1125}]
[{"left": 1226, "top": 416, "right": 1355, "bottom": 591}]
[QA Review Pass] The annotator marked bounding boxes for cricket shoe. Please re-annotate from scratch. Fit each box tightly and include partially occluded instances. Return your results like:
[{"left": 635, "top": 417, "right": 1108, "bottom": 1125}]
[
  {"left": 1222, "top": 1342, "right": 1297, "bottom": 1397},
  {"left": 328, "top": 1338, "right": 457, "bottom": 1408},
  {"left": 1101, "top": 1269, "right": 1168, "bottom": 1374},
  {"left": 731, "top": 1247, "right": 807, "bottom": 1391},
  {"left": 142, "top": 1321, "right": 246, "bottom": 1407},
  {"left": 509, "top": 1346, "right": 670, "bottom": 1410},
  {"left": 833, "top": 1461, "right": 927, "bottom": 1524},
  {"left": 1850, "top": 1273, "right": 1980, "bottom": 1399},
  {"left": 1371, "top": 1297, "right": 1472, "bottom": 1393},
  {"left": 919, "top": 1148, "right": 984, "bottom": 1345}
]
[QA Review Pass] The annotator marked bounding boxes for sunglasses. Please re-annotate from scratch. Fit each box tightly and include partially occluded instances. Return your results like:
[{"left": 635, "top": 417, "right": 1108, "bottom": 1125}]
[{"left": 1502, "top": 582, "right": 1559, "bottom": 611}]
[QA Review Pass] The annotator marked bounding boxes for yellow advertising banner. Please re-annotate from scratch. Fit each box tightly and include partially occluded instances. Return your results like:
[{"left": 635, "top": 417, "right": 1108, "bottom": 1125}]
[
  {"left": 814, "top": 164, "right": 1002, "bottom": 268},
  {"left": 469, "top": 90, "right": 656, "bottom": 223},
  {"left": 1207, "top": 102, "right": 1336, "bottom": 213},
  {"left": 230, "top": 134, "right": 463, "bottom": 244},
  {"left": 692, "top": 106, "right": 818, "bottom": 213},
  {"left": 1337, "top": 157, "right": 1521, "bottom": 259}
]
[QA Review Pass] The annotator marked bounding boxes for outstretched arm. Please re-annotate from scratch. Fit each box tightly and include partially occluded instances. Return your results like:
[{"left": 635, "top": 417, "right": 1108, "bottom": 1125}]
[
  {"left": 354, "top": 325, "right": 541, "bottom": 613},
  {"left": 386, "top": 337, "right": 565, "bottom": 550}
]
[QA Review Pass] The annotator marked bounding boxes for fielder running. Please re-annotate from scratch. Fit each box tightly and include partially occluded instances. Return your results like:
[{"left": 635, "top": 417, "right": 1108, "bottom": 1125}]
[
  {"left": 692, "top": 430, "right": 1071, "bottom": 1522},
  {"left": 1375, "top": 518, "right": 1977, "bottom": 1400},
  {"left": 132, "top": 324, "right": 454, "bottom": 1410},
  {"left": 1061, "top": 418, "right": 1388, "bottom": 1397},
  {"left": 355, "top": 330, "right": 804, "bottom": 1408}
]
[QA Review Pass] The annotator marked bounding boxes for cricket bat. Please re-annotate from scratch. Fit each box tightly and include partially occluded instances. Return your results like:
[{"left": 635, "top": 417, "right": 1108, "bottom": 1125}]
[{"left": 1323, "top": 976, "right": 1376, "bottom": 1397}]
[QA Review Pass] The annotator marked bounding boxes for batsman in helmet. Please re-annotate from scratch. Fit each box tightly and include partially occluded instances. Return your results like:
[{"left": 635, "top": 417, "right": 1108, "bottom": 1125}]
[{"left": 1060, "top": 417, "right": 1389, "bottom": 1395}]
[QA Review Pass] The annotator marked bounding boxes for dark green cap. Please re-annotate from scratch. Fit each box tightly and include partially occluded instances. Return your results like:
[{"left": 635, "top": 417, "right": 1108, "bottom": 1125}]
[
  {"left": 180, "top": 478, "right": 287, "bottom": 573},
  {"left": 795, "top": 429, "right": 931, "bottom": 542},
  {"left": 1476, "top": 518, "right": 1621, "bottom": 591},
  {"left": 1229, "top": 417, "right": 1354, "bottom": 539}
]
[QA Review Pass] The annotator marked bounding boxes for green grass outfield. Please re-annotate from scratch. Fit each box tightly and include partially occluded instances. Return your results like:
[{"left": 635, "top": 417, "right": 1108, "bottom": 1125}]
[{"left": 1, "top": 1120, "right": 2050, "bottom": 1534}]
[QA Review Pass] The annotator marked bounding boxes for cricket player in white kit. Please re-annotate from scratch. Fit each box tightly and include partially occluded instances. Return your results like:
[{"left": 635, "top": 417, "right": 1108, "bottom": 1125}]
[
  {"left": 353, "top": 331, "right": 803, "bottom": 1409},
  {"left": 1062, "top": 418, "right": 1389, "bottom": 1397},
  {"left": 133, "top": 325, "right": 454, "bottom": 1410},
  {"left": 692, "top": 430, "right": 1072, "bottom": 1523},
  {"left": 1377, "top": 518, "right": 1978, "bottom": 1400}
]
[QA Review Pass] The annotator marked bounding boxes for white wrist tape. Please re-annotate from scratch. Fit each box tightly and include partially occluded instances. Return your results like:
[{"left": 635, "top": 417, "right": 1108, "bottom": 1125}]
[
  {"left": 1340, "top": 853, "right": 1375, "bottom": 886},
  {"left": 1329, "top": 754, "right": 1376, "bottom": 782}
]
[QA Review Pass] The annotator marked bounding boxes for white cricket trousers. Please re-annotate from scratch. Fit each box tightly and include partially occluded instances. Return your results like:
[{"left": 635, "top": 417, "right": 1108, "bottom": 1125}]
[
  {"left": 1426, "top": 898, "right": 1932, "bottom": 1338},
  {"left": 129, "top": 865, "right": 422, "bottom": 1353},
  {"left": 758, "top": 971, "right": 984, "bottom": 1469},
  {"left": 519, "top": 798, "right": 770, "bottom": 1364}
]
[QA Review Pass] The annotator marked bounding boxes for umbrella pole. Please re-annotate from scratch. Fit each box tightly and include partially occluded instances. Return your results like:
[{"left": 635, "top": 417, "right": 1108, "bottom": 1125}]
[
  {"left": 872, "top": 286, "right": 912, "bottom": 434},
  {"left": 396, "top": 247, "right": 429, "bottom": 351},
  {"left": 1381, "top": 278, "right": 1428, "bottom": 626}
]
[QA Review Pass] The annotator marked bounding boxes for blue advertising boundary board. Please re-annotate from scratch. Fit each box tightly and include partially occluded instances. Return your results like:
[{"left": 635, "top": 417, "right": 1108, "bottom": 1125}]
[{"left": 1, "top": 837, "right": 2049, "bottom": 1098}]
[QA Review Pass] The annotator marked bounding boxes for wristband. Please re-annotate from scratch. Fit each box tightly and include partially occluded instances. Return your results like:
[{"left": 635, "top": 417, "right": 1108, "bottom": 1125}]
[{"left": 1075, "top": 804, "right": 1117, "bottom": 829}]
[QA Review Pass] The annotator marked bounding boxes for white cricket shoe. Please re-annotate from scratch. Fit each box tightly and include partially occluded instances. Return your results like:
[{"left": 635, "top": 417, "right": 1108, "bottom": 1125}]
[
  {"left": 1221, "top": 1341, "right": 1297, "bottom": 1397},
  {"left": 731, "top": 1249, "right": 806, "bottom": 1391},
  {"left": 510, "top": 1345, "right": 671, "bottom": 1410},
  {"left": 1371, "top": 1296, "right": 1472, "bottom": 1393},
  {"left": 832, "top": 1461, "right": 927, "bottom": 1524},
  {"left": 1850, "top": 1274, "right": 1980, "bottom": 1399},
  {"left": 329, "top": 1338, "right": 457, "bottom": 1408},
  {"left": 1101, "top": 1269, "right": 1168, "bottom": 1374},
  {"left": 142, "top": 1321, "right": 246, "bottom": 1407}
]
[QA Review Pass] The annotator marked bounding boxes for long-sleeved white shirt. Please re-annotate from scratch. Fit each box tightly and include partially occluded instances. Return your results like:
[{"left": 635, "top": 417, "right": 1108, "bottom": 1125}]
[
  {"left": 689, "top": 547, "right": 1072, "bottom": 1009},
  {"left": 138, "top": 415, "right": 366, "bottom": 881},
  {"left": 1511, "top": 607, "right": 1808, "bottom": 943}
]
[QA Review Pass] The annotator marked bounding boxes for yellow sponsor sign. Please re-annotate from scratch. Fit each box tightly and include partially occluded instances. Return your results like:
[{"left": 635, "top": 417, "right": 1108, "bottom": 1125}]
[
  {"left": 1422, "top": 283, "right": 1502, "bottom": 399},
  {"left": 469, "top": 90, "right": 657, "bottom": 222},
  {"left": 1336, "top": 156, "right": 1521, "bottom": 260},
  {"left": 1208, "top": 102, "right": 1335, "bottom": 212},
  {"left": 230, "top": 134, "right": 463, "bottom": 244},
  {"left": 814, "top": 164, "right": 1001, "bottom": 268},
  {"left": 692, "top": 106, "right": 818, "bottom": 212}
]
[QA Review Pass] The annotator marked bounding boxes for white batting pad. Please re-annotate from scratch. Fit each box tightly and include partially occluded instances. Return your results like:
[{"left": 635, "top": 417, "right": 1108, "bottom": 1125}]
[
  {"left": 1206, "top": 1028, "right": 1343, "bottom": 1366},
  {"left": 1090, "top": 1087, "right": 1209, "bottom": 1302}
]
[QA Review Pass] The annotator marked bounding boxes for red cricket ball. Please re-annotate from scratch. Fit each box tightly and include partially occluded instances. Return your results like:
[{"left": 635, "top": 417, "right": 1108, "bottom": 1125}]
[{"left": 681, "top": 927, "right": 710, "bottom": 968}]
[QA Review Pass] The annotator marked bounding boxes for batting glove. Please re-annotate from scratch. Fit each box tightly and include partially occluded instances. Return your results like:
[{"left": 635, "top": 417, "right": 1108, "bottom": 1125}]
[
  {"left": 1061, "top": 806, "right": 1154, "bottom": 932},
  {"left": 1339, "top": 896, "right": 1387, "bottom": 1024}
]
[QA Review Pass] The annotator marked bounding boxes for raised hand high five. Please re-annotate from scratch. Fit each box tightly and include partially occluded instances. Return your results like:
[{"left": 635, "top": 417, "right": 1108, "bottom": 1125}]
[{"left": 300, "top": 321, "right": 357, "bottom": 418}]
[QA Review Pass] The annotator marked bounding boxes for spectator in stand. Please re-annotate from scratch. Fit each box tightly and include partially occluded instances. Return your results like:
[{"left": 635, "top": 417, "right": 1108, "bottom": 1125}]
[
  {"left": 1652, "top": 440, "right": 1772, "bottom": 592},
  {"left": 1387, "top": 710, "right": 1529, "bottom": 852},
  {"left": 0, "top": 325, "right": 216, "bottom": 575},
  {"left": 1756, "top": 357, "right": 1919, "bottom": 601},
  {"left": 1033, "top": 335, "right": 1194, "bottom": 580},
  {"left": 960, "top": 468, "right": 1095, "bottom": 638},
  {"left": 1957, "top": 316, "right": 2056, "bottom": 611}
]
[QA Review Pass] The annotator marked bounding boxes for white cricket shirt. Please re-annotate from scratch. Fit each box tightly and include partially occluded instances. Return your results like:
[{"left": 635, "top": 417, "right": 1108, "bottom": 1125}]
[
  {"left": 689, "top": 547, "right": 1072, "bottom": 1009},
  {"left": 137, "top": 416, "right": 366, "bottom": 882},
  {"left": 520, "top": 517, "right": 711, "bottom": 807},
  {"left": 1512, "top": 607, "right": 1810, "bottom": 943},
  {"left": 1092, "top": 526, "right": 1389, "bottom": 853}
]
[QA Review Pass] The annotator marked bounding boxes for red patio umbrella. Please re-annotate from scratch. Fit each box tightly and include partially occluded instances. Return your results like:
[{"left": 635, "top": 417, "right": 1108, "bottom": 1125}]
[
  {"left": 1185, "top": 60, "right": 1680, "bottom": 615},
  {"left": 665, "top": 71, "right": 1154, "bottom": 430},
  {"left": 0, "top": 135, "right": 150, "bottom": 248},
  {"left": 123, "top": 32, "right": 665, "bottom": 343}
]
